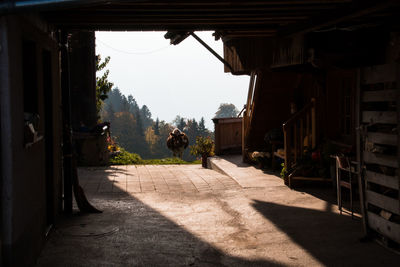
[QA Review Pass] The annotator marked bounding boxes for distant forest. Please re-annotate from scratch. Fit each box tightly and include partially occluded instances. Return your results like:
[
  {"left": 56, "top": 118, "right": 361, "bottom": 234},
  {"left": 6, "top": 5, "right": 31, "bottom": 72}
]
[{"left": 100, "top": 88, "right": 213, "bottom": 161}]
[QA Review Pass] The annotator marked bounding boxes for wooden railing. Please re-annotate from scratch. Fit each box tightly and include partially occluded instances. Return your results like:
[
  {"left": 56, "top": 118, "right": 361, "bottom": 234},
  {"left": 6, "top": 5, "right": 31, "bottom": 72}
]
[
  {"left": 242, "top": 71, "right": 258, "bottom": 161},
  {"left": 282, "top": 98, "right": 316, "bottom": 169}
]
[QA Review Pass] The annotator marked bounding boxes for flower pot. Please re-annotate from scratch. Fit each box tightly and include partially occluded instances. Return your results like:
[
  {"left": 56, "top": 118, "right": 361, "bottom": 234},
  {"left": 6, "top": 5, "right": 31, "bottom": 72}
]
[{"left": 201, "top": 154, "right": 208, "bottom": 168}]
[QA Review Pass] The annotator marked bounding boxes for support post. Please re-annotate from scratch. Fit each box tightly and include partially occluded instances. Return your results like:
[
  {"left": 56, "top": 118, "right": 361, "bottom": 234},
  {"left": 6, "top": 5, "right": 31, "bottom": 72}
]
[
  {"left": 190, "top": 32, "right": 234, "bottom": 72},
  {"left": 355, "top": 68, "right": 368, "bottom": 234},
  {"left": 311, "top": 98, "right": 316, "bottom": 149},
  {"left": 60, "top": 31, "right": 73, "bottom": 214}
]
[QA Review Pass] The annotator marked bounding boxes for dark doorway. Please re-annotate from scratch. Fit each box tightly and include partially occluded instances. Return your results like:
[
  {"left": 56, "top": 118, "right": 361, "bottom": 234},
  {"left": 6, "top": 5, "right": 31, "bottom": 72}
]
[{"left": 42, "top": 49, "right": 55, "bottom": 229}]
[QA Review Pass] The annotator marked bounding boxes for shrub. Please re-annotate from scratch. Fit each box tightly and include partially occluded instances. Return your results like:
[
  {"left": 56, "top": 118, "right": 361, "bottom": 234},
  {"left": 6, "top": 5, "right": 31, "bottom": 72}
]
[
  {"left": 190, "top": 136, "right": 215, "bottom": 157},
  {"left": 109, "top": 148, "right": 143, "bottom": 165},
  {"left": 280, "top": 163, "right": 287, "bottom": 179}
]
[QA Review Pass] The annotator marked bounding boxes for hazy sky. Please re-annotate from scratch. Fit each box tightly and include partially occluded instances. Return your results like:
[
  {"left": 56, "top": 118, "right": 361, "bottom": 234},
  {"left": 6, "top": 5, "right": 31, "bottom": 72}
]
[{"left": 95, "top": 31, "right": 249, "bottom": 130}]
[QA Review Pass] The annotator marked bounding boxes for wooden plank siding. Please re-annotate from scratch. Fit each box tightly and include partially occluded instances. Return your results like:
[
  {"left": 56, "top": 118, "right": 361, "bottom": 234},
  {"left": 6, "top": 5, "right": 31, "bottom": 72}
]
[
  {"left": 213, "top": 117, "right": 242, "bottom": 155},
  {"left": 363, "top": 151, "right": 398, "bottom": 168},
  {"left": 361, "top": 64, "right": 397, "bottom": 85},
  {"left": 362, "top": 90, "right": 397, "bottom": 103},
  {"left": 365, "top": 190, "right": 399, "bottom": 215},
  {"left": 365, "top": 171, "right": 398, "bottom": 190},
  {"left": 223, "top": 38, "right": 273, "bottom": 74},
  {"left": 360, "top": 63, "right": 400, "bottom": 244},
  {"left": 368, "top": 212, "right": 400, "bottom": 244},
  {"left": 366, "top": 132, "right": 397, "bottom": 146},
  {"left": 362, "top": 111, "right": 397, "bottom": 124}
]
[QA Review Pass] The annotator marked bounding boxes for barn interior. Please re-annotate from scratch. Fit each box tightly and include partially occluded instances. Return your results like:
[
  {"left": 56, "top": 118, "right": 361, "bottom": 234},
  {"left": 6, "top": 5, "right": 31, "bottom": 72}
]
[{"left": 1, "top": 0, "right": 400, "bottom": 265}]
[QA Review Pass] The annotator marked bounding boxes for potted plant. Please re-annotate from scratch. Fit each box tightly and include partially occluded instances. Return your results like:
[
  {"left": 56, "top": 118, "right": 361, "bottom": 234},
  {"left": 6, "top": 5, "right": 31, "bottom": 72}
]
[{"left": 190, "top": 136, "right": 215, "bottom": 168}]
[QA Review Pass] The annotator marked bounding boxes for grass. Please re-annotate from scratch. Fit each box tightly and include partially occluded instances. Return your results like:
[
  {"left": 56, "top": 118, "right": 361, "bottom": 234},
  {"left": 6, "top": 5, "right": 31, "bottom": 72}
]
[{"left": 109, "top": 148, "right": 201, "bottom": 165}]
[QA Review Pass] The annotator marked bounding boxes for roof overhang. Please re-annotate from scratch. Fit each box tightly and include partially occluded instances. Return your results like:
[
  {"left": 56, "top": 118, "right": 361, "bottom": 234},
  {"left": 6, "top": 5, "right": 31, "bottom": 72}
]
[{"left": 1, "top": 0, "right": 397, "bottom": 39}]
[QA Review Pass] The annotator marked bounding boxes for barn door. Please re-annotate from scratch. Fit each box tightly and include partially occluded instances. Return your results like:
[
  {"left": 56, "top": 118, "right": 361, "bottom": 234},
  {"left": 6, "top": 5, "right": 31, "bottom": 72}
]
[{"left": 359, "top": 63, "right": 400, "bottom": 245}]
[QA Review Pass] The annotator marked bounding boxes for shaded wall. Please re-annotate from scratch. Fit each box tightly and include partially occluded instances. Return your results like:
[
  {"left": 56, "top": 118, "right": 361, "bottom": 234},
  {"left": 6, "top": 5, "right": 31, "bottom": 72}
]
[
  {"left": 0, "top": 16, "right": 62, "bottom": 266},
  {"left": 247, "top": 71, "right": 300, "bottom": 150},
  {"left": 69, "top": 31, "right": 97, "bottom": 130}
]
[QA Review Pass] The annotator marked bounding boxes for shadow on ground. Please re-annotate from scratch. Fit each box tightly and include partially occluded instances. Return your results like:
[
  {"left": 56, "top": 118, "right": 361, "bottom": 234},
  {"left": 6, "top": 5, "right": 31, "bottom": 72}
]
[
  {"left": 251, "top": 200, "right": 398, "bottom": 266},
  {"left": 37, "top": 166, "right": 284, "bottom": 267}
]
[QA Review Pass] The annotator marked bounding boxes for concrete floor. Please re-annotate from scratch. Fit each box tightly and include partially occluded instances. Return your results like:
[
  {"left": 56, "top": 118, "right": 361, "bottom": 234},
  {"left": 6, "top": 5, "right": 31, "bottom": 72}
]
[{"left": 37, "top": 156, "right": 400, "bottom": 266}]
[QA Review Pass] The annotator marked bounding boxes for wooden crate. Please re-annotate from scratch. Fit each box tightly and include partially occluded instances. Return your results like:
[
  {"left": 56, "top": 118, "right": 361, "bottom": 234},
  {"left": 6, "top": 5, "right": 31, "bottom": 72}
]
[{"left": 360, "top": 63, "right": 400, "bottom": 245}]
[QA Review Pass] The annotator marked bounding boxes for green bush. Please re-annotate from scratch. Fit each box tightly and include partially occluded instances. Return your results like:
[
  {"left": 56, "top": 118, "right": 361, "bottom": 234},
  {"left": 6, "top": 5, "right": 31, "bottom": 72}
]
[
  {"left": 280, "top": 163, "right": 287, "bottom": 179},
  {"left": 190, "top": 136, "right": 215, "bottom": 157},
  {"left": 109, "top": 148, "right": 143, "bottom": 165},
  {"left": 109, "top": 148, "right": 200, "bottom": 165}
]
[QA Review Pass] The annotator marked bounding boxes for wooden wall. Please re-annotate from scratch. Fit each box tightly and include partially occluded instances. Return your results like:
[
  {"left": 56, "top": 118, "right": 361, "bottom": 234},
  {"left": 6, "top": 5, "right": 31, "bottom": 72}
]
[
  {"left": 0, "top": 16, "right": 62, "bottom": 266},
  {"left": 213, "top": 117, "right": 242, "bottom": 155},
  {"left": 247, "top": 71, "right": 299, "bottom": 150},
  {"left": 223, "top": 38, "right": 272, "bottom": 74},
  {"left": 326, "top": 69, "right": 358, "bottom": 145}
]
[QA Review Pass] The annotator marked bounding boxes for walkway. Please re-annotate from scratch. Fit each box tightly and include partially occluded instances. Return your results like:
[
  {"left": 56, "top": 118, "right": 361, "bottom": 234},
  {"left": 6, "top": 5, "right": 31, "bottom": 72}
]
[
  {"left": 79, "top": 164, "right": 241, "bottom": 195},
  {"left": 37, "top": 158, "right": 399, "bottom": 266}
]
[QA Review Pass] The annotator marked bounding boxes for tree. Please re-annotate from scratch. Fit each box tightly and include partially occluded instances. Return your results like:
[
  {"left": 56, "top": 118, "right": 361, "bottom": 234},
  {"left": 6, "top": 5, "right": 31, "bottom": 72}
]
[
  {"left": 127, "top": 95, "right": 139, "bottom": 114},
  {"left": 198, "top": 117, "right": 208, "bottom": 137},
  {"left": 214, "top": 103, "right": 239, "bottom": 118},
  {"left": 120, "top": 96, "right": 130, "bottom": 112},
  {"left": 153, "top": 120, "right": 174, "bottom": 158},
  {"left": 153, "top": 118, "right": 160, "bottom": 135},
  {"left": 96, "top": 55, "right": 113, "bottom": 118},
  {"left": 172, "top": 115, "right": 187, "bottom": 130},
  {"left": 135, "top": 110, "right": 144, "bottom": 137},
  {"left": 106, "top": 87, "right": 123, "bottom": 112},
  {"left": 145, "top": 126, "right": 158, "bottom": 154},
  {"left": 140, "top": 105, "right": 153, "bottom": 129}
]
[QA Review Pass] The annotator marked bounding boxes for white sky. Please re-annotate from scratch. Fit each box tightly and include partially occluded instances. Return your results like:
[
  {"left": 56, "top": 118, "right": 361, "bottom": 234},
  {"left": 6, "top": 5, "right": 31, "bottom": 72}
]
[{"left": 95, "top": 31, "right": 249, "bottom": 130}]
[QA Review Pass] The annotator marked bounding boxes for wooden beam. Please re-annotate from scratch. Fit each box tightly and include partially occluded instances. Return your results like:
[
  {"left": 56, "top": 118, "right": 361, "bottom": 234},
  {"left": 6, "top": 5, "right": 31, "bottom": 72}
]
[
  {"left": 47, "top": 16, "right": 304, "bottom": 25},
  {"left": 396, "top": 62, "right": 400, "bottom": 219},
  {"left": 60, "top": 31, "right": 73, "bottom": 214},
  {"left": 279, "top": 0, "right": 398, "bottom": 37},
  {"left": 110, "top": 1, "right": 353, "bottom": 6},
  {"left": 84, "top": 5, "right": 344, "bottom": 13},
  {"left": 190, "top": 32, "right": 233, "bottom": 72},
  {"left": 356, "top": 68, "right": 368, "bottom": 235}
]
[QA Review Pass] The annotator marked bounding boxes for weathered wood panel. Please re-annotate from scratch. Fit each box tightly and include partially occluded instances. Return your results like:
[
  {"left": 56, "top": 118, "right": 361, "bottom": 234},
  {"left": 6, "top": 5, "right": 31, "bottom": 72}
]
[
  {"left": 360, "top": 63, "right": 400, "bottom": 244},
  {"left": 223, "top": 44, "right": 244, "bottom": 74},
  {"left": 362, "top": 90, "right": 397, "bottom": 103},
  {"left": 223, "top": 38, "right": 272, "bottom": 74},
  {"left": 361, "top": 64, "right": 397, "bottom": 85},
  {"left": 362, "top": 111, "right": 397, "bottom": 124},
  {"left": 363, "top": 151, "right": 398, "bottom": 168},
  {"left": 365, "top": 170, "right": 399, "bottom": 190},
  {"left": 213, "top": 117, "right": 242, "bottom": 155},
  {"left": 366, "top": 132, "right": 397, "bottom": 146},
  {"left": 271, "top": 35, "right": 305, "bottom": 68},
  {"left": 368, "top": 211, "right": 400, "bottom": 244},
  {"left": 366, "top": 190, "right": 399, "bottom": 215}
]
